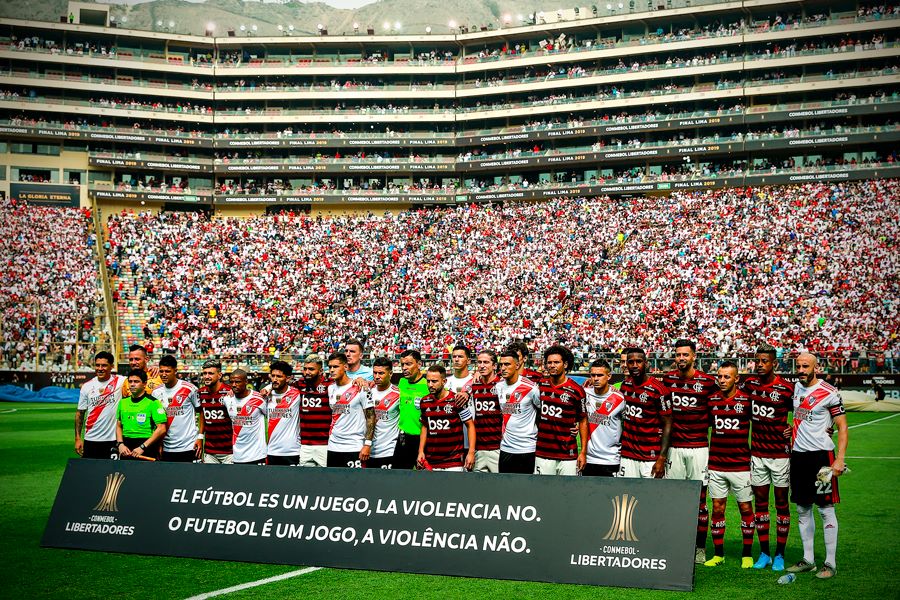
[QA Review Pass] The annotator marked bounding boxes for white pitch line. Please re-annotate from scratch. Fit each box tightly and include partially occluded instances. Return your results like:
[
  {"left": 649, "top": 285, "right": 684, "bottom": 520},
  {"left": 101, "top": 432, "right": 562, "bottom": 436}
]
[
  {"left": 846, "top": 456, "right": 900, "bottom": 459},
  {"left": 183, "top": 567, "right": 323, "bottom": 600},
  {"left": 848, "top": 413, "right": 900, "bottom": 429},
  {"left": 0, "top": 408, "right": 16, "bottom": 414}
]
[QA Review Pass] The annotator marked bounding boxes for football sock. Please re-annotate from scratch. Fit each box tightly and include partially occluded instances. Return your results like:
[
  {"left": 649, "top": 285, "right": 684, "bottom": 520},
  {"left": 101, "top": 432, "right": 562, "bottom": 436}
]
[
  {"left": 818, "top": 505, "right": 838, "bottom": 568},
  {"left": 797, "top": 504, "right": 815, "bottom": 564}
]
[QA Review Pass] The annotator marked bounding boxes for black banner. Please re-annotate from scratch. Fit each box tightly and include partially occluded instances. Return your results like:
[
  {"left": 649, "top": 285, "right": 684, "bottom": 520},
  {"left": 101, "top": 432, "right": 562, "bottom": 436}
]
[
  {"left": 43, "top": 461, "right": 698, "bottom": 590},
  {"left": 10, "top": 183, "right": 80, "bottom": 207},
  {"left": 0, "top": 125, "right": 212, "bottom": 147},
  {"left": 213, "top": 193, "right": 457, "bottom": 205},
  {"left": 91, "top": 190, "right": 211, "bottom": 204},
  {"left": 216, "top": 162, "right": 454, "bottom": 174},
  {"left": 89, "top": 156, "right": 214, "bottom": 173},
  {"left": 0, "top": 370, "right": 91, "bottom": 390},
  {"left": 214, "top": 136, "right": 454, "bottom": 149}
]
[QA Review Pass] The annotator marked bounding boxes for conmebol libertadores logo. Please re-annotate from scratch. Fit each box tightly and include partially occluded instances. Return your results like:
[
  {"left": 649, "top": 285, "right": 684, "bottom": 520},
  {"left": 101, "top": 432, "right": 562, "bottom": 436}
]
[
  {"left": 603, "top": 493, "right": 639, "bottom": 542},
  {"left": 93, "top": 472, "right": 126, "bottom": 512}
]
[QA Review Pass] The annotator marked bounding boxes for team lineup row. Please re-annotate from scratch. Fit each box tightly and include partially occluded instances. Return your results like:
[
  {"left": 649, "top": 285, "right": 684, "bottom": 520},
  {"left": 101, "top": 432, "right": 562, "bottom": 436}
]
[{"left": 73, "top": 340, "right": 848, "bottom": 579}]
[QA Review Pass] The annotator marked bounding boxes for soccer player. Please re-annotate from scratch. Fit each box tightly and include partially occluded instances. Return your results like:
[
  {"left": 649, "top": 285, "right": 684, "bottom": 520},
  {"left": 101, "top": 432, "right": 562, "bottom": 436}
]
[
  {"left": 326, "top": 352, "right": 375, "bottom": 468},
  {"left": 662, "top": 339, "right": 717, "bottom": 564},
  {"left": 198, "top": 358, "right": 233, "bottom": 464},
  {"left": 369, "top": 357, "right": 401, "bottom": 469},
  {"left": 495, "top": 349, "right": 541, "bottom": 474},
  {"left": 395, "top": 349, "right": 429, "bottom": 469},
  {"left": 417, "top": 365, "right": 476, "bottom": 471},
  {"left": 296, "top": 354, "right": 331, "bottom": 467},
  {"left": 618, "top": 348, "right": 672, "bottom": 479},
  {"left": 152, "top": 355, "right": 201, "bottom": 462},
  {"left": 123, "top": 344, "right": 163, "bottom": 394},
  {"left": 75, "top": 351, "right": 126, "bottom": 459},
  {"left": 471, "top": 350, "right": 502, "bottom": 473},
  {"left": 345, "top": 338, "right": 373, "bottom": 381},
  {"left": 535, "top": 345, "right": 587, "bottom": 476},
  {"left": 224, "top": 369, "right": 267, "bottom": 465},
  {"left": 115, "top": 368, "right": 167, "bottom": 459},
  {"left": 742, "top": 344, "right": 794, "bottom": 571},
  {"left": 508, "top": 341, "right": 544, "bottom": 382},
  {"left": 266, "top": 360, "right": 302, "bottom": 466},
  {"left": 704, "top": 361, "right": 755, "bottom": 568},
  {"left": 786, "top": 353, "right": 848, "bottom": 579},
  {"left": 447, "top": 344, "right": 475, "bottom": 452},
  {"left": 582, "top": 359, "right": 625, "bottom": 477}
]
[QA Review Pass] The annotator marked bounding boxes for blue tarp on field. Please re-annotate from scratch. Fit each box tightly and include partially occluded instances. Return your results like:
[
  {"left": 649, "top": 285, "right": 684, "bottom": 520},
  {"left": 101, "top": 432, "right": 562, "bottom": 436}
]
[{"left": 0, "top": 385, "right": 78, "bottom": 403}]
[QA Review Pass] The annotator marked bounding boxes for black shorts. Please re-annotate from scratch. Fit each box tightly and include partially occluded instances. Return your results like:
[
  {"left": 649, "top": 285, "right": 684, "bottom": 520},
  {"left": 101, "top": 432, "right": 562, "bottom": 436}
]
[
  {"left": 235, "top": 458, "right": 266, "bottom": 465},
  {"left": 790, "top": 450, "right": 840, "bottom": 506},
  {"left": 582, "top": 463, "right": 619, "bottom": 477},
  {"left": 83, "top": 440, "right": 118, "bottom": 460},
  {"left": 121, "top": 437, "right": 160, "bottom": 459},
  {"left": 161, "top": 450, "right": 197, "bottom": 463},
  {"left": 366, "top": 456, "right": 395, "bottom": 469},
  {"left": 391, "top": 432, "right": 420, "bottom": 470},
  {"left": 499, "top": 450, "right": 536, "bottom": 474},
  {"left": 267, "top": 455, "right": 300, "bottom": 466},
  {"left": 327, "top": 450, "right": 362, "bottom": 468}
]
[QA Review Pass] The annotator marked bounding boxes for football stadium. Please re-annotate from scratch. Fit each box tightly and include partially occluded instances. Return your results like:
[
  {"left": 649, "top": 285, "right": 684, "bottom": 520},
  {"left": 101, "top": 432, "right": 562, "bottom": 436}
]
[{"left": 0, "top": 0, "right": 898, "bottom": 597}]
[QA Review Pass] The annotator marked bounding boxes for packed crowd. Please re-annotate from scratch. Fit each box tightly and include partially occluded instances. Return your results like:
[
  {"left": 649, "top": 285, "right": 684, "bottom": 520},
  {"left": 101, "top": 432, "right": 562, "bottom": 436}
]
[
  {"left": 106, "top": 181, "right": 899, "bottom": 361},
  {"left": 0, "top": 200, "right": 103, "bottom": 365}
]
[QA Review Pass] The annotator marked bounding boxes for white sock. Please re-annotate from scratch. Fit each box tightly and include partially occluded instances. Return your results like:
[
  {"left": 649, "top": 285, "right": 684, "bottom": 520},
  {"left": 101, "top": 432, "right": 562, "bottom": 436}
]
[
  {"left": 818, "top": 505, "right": 838, "bottom": 568},
  {"left": 797, "top": 504, "right": 816, "bottom": 564}
]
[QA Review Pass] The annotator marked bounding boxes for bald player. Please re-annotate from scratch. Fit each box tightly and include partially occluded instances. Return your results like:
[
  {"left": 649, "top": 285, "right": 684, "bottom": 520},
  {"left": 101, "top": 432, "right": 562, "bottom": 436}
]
[{"left": 786, "top": 353, "right": 849, "bottom": 579}]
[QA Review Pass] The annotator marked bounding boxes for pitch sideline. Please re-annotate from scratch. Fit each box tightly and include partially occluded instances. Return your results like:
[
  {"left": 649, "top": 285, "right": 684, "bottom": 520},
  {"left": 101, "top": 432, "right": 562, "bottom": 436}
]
[{"left": 183, "top": 567, "right": 323, "bottom": 600}]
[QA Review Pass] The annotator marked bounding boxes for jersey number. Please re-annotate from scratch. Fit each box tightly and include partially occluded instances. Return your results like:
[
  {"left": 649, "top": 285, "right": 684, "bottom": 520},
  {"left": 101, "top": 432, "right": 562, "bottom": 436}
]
[{"left": 815, "top": 480, "right": 833, "bottom": 495}]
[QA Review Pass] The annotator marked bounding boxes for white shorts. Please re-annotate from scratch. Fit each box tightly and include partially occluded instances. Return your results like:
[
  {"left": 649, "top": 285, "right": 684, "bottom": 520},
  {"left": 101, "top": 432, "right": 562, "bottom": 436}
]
[
  {"left": 534, "top": 457, "right": 578, "bottom": 476},
  {"left": 474, "top": 449, "right": 500, "bottom": 473},
  {"left": 618, "top": 458, "right": 654, "bottom": 479},
  {"left": 433, "top": 466, "right": 465, "bottom": 472},
  {"left": 665, "top": 446, "right": 709, "bottom": 485},
  {"left": 750, "top": 456, "right": 790, "bottom": 488},
  {"left": 202, "top": 453, "right": 233, "bottom": 465},
  {"left": 299, "top": 445, "right": 327, "bottom": 468},
  {"left": 709, "top": 470, "right": 753, "bottom": 503}
]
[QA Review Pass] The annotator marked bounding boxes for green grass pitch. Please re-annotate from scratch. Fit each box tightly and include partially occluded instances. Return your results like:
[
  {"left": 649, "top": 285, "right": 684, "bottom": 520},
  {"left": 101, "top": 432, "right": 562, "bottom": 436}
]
[{"left": 0, "top": 403, "right": 897, "bottom": 599}]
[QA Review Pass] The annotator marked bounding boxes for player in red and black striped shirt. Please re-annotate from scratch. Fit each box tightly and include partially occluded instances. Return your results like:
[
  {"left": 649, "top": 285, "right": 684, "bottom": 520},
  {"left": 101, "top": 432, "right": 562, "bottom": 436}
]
[
  {"left": 471, "top": 350, "right": 502, "bottom": 473},
  {"left": 198, "top": 359, "right": 233, "bottom": 464},
  {"left": 417, "top": 365, "right": 475, "bottom": 471},
  {"left": 619, "top": 348, "right": 672, "bottom": 479},
  {"left": 295, "top": 355, "right": 332, "bottom": 467},
  {"left": 661, "top": 339, "right": 717, "bottom": 564},
  {"left": 535, "top": 345, "right": 586, "bottom": 476},
  {"left": 705, "top": 361, "right": 755, "bottom": 568},
  {"left": 742, "top": 344, "right": 794, "bottom": 571}
]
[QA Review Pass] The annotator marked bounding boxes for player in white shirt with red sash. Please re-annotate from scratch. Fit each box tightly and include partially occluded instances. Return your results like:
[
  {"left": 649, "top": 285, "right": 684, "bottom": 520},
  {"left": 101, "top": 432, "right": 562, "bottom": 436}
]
[
  {"left": 786, "top": 353, "right": 849, "bottom": 579},
  {"left": 75, "top": 351, "right": 126, "bottom": 459},
  {"left": 326, "top": 352, "right": 375, "bottom": 468},
  {"left": 582, "top": 359, "right": 625, "bottom": 477},
  {"left": 152, "top": 355, "right": 201, "bottom": 462},
  {"left": 368, "top": 357, "right": 401, "bottom": 469},
  {"left": 266, "top": 360, "right": 302, "bottom": 466},
  {"left": 224, "top": 369, "right": 268, "bottom": 465}
]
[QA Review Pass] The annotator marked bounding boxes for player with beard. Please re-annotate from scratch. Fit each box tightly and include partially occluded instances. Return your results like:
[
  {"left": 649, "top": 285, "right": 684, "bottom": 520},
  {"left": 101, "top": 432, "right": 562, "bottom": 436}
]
[
  {"left": 368, "top": 357, "right": 401, "bottom": 469},
  {"left": 704, "top": 361, "right": 755, "bottom": 568},
  {"left": 618, "top": 348, "right": 672, "bottom": 479},
  {"left": 495, "top": 349, "right": 541, "bottom": 474},
  {"left": 326, "top": 352, "right": 375, "bottom": 468},
  {"left": 742, "top": 344, "right": 794, "bottom": 571},
  {"left": 535, "top": 345, "right": 587, "bottom": 476},
  {"left": 224, "top": 369, "right": 267, "bottom": 465},
  {"left": 75, "top": 351, "right": 126, "bottom": 459},
  {"left": 266, "top": 360, "right": 302, "bottom": 466},
  {"left": 295, "top": 355, "right": 332, "bottom": 467},
  {"left": 662, "top": 339, "right": 717, "bottom": 564},
  {"left": 123, "top": 344, "right": 162, "bottom": 395},
  {"left": 198, "top": 359, "right": 233, "bottom": 464},
  {"left": 786, "top": 353, "right": 848, "bottom": 579},
  {"left": 417, "top": 365, "right": 476, "bottom": 472},
  {"left": 471, "top": 350, "right": 503, "bottom": 473}
]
